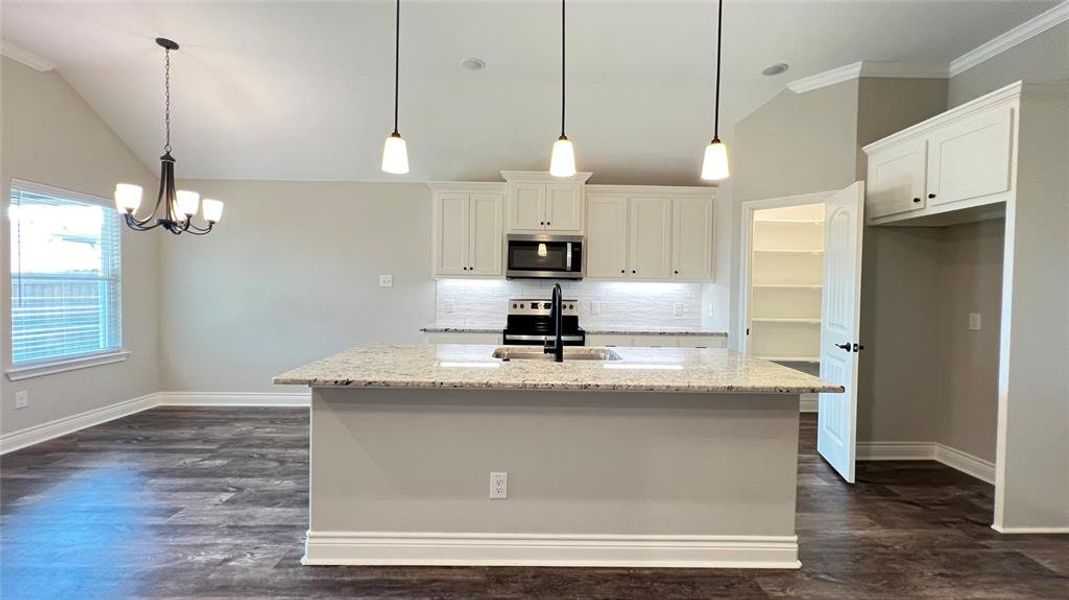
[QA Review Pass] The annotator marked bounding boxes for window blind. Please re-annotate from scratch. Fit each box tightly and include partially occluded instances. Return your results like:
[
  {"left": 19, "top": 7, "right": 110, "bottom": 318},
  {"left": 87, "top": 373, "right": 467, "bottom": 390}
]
[{"left": 10, "top": 183, "right": 123, "bottom": 366}]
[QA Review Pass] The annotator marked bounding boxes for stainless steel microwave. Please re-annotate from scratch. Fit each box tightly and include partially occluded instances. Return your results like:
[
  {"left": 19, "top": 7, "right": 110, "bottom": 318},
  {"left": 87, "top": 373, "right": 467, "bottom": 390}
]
[{"left": 505, "top": 234, "right": 584, "bottom": 279}]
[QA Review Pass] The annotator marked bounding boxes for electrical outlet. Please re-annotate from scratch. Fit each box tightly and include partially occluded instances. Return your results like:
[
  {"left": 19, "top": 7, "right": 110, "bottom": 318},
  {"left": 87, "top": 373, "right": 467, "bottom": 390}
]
[
  {"left": 673, "top": 302, "right": 683, "bottom": 317},
  {"left": 591, "top": 301, "right": 601, "bottom": 317},
  {"left": 444, "top": 300, "right": 456, "bottom": 314},
  {"left": 379, "top": 274, "right": 393, "bottom": 288},
  {"left": 14, "top": 390, "right": 29, "bottom": 410},
  {"left": 968, "top": 313, "right": 982, "bottom": 331},
  {"left": 490, "top": 472, "right": 508, "bottom": 499}
]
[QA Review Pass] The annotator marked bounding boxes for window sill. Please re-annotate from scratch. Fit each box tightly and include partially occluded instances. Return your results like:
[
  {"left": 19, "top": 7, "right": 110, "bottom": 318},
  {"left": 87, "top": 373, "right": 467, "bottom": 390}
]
[{"left": 6, "top": 351, "right": 131, "bottom": 381}]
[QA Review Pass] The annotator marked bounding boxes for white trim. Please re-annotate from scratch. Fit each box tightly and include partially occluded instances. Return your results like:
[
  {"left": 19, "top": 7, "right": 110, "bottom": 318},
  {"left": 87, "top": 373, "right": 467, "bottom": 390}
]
[
  {"left": 949, "top": 2, "right": 1069, "bottom": 77},
  {"left": 856, "top": 441, "right": 996, "bottom": 484},
  {"left": 6, "top": 351, "right": 130, "bottom": 381},
  {"left": 0, "top": 40, "right": 55, "bottom": 72},
  {"left": 303, "top": 530, "right": 800, "bottom": 569},
  {"left": 786, "top": 61, "right": 947, "bottom": 95},
  {"left": 799, "top": 394, "right": 818, "bottom": 413},
  {"left": 0, "top": 392, "right": 157, "bottom": 454},
  {"left": 991, "top": 525, "right": 1069, "bottom": 534},
  {"left": 499, "top": 170, "right": 593, "bottom": 184},
  {"left": 156, "top": 391, "right": 311, "bottom": 407},
  {"left": 585, "top": 184, "right": 719, "bottom": 197},
  {"left": 9, "top": 178, "right": 115, "bottom": 208}
]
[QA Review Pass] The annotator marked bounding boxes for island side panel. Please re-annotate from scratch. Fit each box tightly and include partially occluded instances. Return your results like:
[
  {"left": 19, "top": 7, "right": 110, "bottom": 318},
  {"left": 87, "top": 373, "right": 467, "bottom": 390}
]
[{"left": 306, "top": 387, "right": 801, "bottom": 567}]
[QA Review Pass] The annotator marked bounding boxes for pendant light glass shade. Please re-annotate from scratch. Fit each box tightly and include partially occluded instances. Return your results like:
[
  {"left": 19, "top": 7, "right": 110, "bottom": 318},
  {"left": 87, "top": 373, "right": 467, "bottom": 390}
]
[
  {"left": 114, "top": 183, "right": 143, "bottom": 213},
  {"left": 381, "top": 133, "right": 410, "bottom": 174},
  {"left": 175, "top": 189, "right": 200, "bottom": 218},
  {"left": 202, "top": 199, "right": 224, "bottom": 223},
  {"left": 701, "top": 139, "right": 730, "bottom": 181},
  {"left": 550, "top": 136, "right": 576, "bottom": 177}
]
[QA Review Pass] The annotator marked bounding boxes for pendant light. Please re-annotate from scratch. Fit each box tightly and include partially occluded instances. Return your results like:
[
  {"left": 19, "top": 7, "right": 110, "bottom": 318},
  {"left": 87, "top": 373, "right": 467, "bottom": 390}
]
[
  {"left": 381, "top": 0, "right": 410, "bottom": 174},
  {"left": 700, "top": 0, "right": 730, "bottom": 181},
  {"left": 115, "top": 38, "right": 223, "bottom": 235},
  {"left": 549, "top": 0, "right": 576, "bottom": 177}
]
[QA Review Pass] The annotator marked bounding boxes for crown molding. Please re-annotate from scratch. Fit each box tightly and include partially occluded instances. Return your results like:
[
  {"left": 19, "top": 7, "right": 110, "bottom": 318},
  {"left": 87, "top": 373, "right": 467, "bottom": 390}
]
[
  {"left": 0, "top": 40, "right": 55, "bottom": 72},
  {"left": 786, "top": 61, "right": 947, "bottom": 95},
  {"left": 950, "top": 1, "right": 1069, "bottom": 77}
]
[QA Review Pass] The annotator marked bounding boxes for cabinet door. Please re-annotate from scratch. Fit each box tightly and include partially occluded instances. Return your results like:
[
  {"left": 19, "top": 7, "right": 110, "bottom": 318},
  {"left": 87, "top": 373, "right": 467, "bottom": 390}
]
[
  {"left": 468, "top": 193, "right": 503, "bottom": 275},
  {"left": 633, "top": 336, "right": 679, "bottom": 348},
  {"left": 671, "top": 196, "right": 714, "bottom": 280},
  {"left": 866, "top": 139, "right": 927, "bottom": 219},
  {"left": 628, "top": 197, "right": 672, "bottom": 279},
  {"left": 510, "top": 184, "right": 546, "bottom": 230},
  {"left": 927, "top": 105, "right": 1013, "bottom": 207},
  {"left": 587, "top": 334, "right": 632, "bottom": 347},
  {"left": 544, "top": 183, "right": 583, "bottom": 232},
  {"left": 586, "top": 195, "right": 629, "bottom": 278},
  {"left": 436, "top": 192, "right": 469, "bottom": 276}
]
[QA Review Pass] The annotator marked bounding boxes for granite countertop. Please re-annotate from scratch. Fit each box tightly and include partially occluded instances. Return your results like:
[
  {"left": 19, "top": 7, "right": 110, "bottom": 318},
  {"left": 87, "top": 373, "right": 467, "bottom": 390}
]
[
  {"left": 273, "top": 344, "right": 842, "bottom": 394},
  {"left": 420, "top": 322, "right": 728, "bottom": 337}
]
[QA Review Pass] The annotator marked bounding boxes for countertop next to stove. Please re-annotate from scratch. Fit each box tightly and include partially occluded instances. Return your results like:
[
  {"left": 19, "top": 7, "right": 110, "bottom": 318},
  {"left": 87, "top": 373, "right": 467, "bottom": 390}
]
[{"left": 420, "top": 321, "right": 729, "bottom": 337}]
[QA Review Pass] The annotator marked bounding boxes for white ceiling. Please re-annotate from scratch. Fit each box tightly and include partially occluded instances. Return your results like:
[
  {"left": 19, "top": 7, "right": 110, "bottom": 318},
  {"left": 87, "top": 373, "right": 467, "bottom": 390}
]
[{"left": 1, "top": 0, "right": 1058, "bottom": 184}]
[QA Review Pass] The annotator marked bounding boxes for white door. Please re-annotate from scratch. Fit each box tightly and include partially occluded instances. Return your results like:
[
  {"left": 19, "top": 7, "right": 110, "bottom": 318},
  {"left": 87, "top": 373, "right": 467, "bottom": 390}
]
[
  {"left": 817, "top": 181, "right": 865, "bottom": 483},
  {"left": 468, "top": 193, "right": 502, "bottom": 275},
  {"left": 510, "top": 184, "right": 546, "bottom": 230},
  {"left": 628, "top": 196, "right": 672, "bottom": 279},
  {"left": 436, "top": 192, "right": 469, "bottom": 276},
  {"left": 926, "top": 105, "right": 1013, "bottom": 207},
  {"left": 545, "top": 184, "right": 583, "bottom": 232},
  {"left": 671, "top": 196, "right": 714, "bottom": 280},
  {"left": 866, "top": 139, "right": 927, "bottom": 219},
  {"left": 586, "top": 195, "right": 629, "bottom": 278}
]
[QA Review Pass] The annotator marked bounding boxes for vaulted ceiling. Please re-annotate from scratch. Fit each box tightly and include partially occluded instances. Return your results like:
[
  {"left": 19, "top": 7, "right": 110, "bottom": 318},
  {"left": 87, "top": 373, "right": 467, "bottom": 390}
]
[{"left": 1, "top": 1, "right": 1058, "bottom": 184}]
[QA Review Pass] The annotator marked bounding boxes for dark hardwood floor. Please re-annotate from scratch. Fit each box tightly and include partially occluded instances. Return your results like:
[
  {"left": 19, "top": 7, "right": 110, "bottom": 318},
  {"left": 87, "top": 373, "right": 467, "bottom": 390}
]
[{"left": 1, "top": 407, "right": 1066, "bottom": 599}]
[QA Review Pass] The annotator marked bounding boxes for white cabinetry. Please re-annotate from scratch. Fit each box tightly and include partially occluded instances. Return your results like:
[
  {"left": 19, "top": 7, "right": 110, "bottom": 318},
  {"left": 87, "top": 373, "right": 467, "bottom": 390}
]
[
  {"left": 502, "top": 171, "right": 591, "bottom": 233},
  {"left": 585, "top": 186, "right": 716, "bottom": 281},
  {"left": 430, "top": 184, "right": 505, "bottom": 277},
  {"left": 864, "top": 92, "right": 1017, "bottom": 225}
]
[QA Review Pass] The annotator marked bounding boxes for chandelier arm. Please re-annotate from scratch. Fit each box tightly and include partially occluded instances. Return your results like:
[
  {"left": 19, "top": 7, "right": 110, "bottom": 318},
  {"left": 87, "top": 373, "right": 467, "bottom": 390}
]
[
  {"left": 183, "top": 222, "right": 214, "bottom": 236},
  {"left": 123, "top": 213, "right": 164, "bottom": 231}
]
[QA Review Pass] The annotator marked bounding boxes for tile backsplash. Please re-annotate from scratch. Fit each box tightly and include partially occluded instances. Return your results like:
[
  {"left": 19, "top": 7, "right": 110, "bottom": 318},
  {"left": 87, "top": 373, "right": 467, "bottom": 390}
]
[{"left": 435, "top": 279, "right": 706, "bottom": 329}]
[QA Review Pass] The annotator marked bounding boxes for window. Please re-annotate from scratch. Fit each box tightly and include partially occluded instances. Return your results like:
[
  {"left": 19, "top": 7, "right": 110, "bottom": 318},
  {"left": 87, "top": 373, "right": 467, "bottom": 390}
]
[{"left": 10, "top": 181, "right": 123, "bottom": 368}]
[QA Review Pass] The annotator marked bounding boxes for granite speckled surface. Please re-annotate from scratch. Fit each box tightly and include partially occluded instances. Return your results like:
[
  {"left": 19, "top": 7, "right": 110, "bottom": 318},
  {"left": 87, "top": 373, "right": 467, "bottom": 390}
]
[
  {"left": 274, "top": 344, "right": 842, "bottom": 394},
  {"left": 420, "top": 322, "right": 728, "bottom": 336}
]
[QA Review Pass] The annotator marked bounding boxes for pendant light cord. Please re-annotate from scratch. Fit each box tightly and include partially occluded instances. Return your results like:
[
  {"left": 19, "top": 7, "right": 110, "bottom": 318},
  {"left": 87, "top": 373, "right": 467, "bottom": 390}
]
[
  {"left": 713, "top": 0, "right": 723, "bottom": 141},
  {"left": 393, "top": 0, "right": 400, "bottom": 135},
  {"left": 164, "top": 47, "right": 172, "bottom": 153},
  {"left": 560, "top": 0, "right": 566, "bottom": 138}
]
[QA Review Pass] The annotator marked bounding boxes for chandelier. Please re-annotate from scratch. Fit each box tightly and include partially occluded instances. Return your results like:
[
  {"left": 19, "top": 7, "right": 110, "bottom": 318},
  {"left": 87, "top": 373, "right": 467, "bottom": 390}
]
[{"left": 114, "top": 37, "right": 222, "bottom": 235}]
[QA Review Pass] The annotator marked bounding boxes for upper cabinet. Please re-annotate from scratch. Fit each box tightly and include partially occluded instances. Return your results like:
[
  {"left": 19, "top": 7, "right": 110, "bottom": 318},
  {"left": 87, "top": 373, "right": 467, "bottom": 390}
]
[
  {"left": 864, "top": 86, "right": 1019, "bottom": 226},
  {"left": 586, "top": 186, "right": 717, "bottom": 281},
  {"left": 430, "top": 184, "right": 505, "bottom": 277},
  {"left": 502, "top": 171, "right": 591, "bottom": 233}
]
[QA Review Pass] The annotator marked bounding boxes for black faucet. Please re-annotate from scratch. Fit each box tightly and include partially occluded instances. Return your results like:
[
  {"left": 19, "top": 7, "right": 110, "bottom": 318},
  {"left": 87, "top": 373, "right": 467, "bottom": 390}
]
[{"left": 544, "top": 283, "right": 565, "bottom": 362}]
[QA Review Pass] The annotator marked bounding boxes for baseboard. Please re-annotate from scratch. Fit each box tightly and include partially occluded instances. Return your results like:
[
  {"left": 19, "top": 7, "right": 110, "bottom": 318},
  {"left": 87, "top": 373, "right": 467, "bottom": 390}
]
[
  {"left": 0, "top": 392, "right": 159, "bottom": 454},
  {"left": 799, "top": 394, "right": 818, "bottom": 413},
  {"left": 991, "top": 525, "right": 1069, "bottom": 534},
  {"left": 156, "top": 391, "right": 311, "bottom": 407},
  {"left": 856, "top": 441, "right": 995, "bottom": 484},
  {"left": 303, "top": 531, "right": 800, "bottom": 569}
]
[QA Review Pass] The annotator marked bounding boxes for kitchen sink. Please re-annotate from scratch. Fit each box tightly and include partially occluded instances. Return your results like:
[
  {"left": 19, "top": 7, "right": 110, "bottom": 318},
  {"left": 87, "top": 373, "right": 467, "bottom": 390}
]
[{"left": 492, "top": 347, "right": 623, "bottom": 362}]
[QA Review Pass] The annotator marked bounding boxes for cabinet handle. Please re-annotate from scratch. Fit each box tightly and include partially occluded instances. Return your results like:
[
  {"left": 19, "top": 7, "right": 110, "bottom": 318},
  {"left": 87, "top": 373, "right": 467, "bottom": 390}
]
[
  {"left": 674, "top": 270, "right": 679, "bottom": 274},
  {"left": 913, "top": 197, "right": 921, "bottom": 203},
  {"left": 620, "top": 269, "right": 625, "bottom": 274},
  {"left": 928, "top": 193, "right": 936, "bottom": 199},
  {"left": 546, "top": 221, "right": 551, "bottom": 226},
  {"left": 540, "top": 221, "right": 545, "bottom": 225},
  {"left": 632, "top": 270, "right": 637, "bottom": 274}
]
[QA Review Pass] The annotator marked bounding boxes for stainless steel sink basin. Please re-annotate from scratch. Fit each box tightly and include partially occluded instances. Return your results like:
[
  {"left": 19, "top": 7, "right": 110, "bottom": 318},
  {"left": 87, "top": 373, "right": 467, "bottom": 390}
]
[{"left": 492, "top": 347, "right": 623, "bottom": 362}]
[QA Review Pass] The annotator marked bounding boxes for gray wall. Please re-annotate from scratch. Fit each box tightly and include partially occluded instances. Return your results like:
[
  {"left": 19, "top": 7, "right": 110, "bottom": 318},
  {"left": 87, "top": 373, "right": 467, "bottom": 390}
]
[
  {"left": 729, "top": 80, "right": 861, "bottom": 345},
  {"left": 0, "top": 57, "right": 160, "bottom": 434},
  {"left": 949, "top": 21, "right": 1069, "bottom": 107},
  {"left": 159, "top": 179, "right": 436, "bottom": 393}
]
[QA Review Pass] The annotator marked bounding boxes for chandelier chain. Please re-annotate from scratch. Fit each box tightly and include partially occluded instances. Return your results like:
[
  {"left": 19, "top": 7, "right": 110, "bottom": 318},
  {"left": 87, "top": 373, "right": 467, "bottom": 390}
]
[{"left": 164, "top": 48, "right": 172, "bottom": 153}]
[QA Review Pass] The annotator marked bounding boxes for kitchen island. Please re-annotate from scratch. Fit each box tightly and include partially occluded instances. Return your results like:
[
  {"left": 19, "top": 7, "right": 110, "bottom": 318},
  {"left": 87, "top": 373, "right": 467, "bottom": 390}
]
[{"left": 274, "top": 344, "right": 841, "bottom": 569}]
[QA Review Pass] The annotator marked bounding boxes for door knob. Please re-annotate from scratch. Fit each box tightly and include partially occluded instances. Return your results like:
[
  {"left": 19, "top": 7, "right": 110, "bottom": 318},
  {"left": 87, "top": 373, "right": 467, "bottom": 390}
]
[{"left": 835, "top": 343, "right": 852, "bottom": 351}]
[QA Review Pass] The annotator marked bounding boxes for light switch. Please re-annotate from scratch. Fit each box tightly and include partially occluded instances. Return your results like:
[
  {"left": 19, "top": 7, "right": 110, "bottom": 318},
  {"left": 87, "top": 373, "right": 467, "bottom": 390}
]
[
  {"left": 968, "top": 313, "right": 981, "bottom": 331},
  {"left": 379, "top": 274, "right": 393, "bottom": 288}
]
